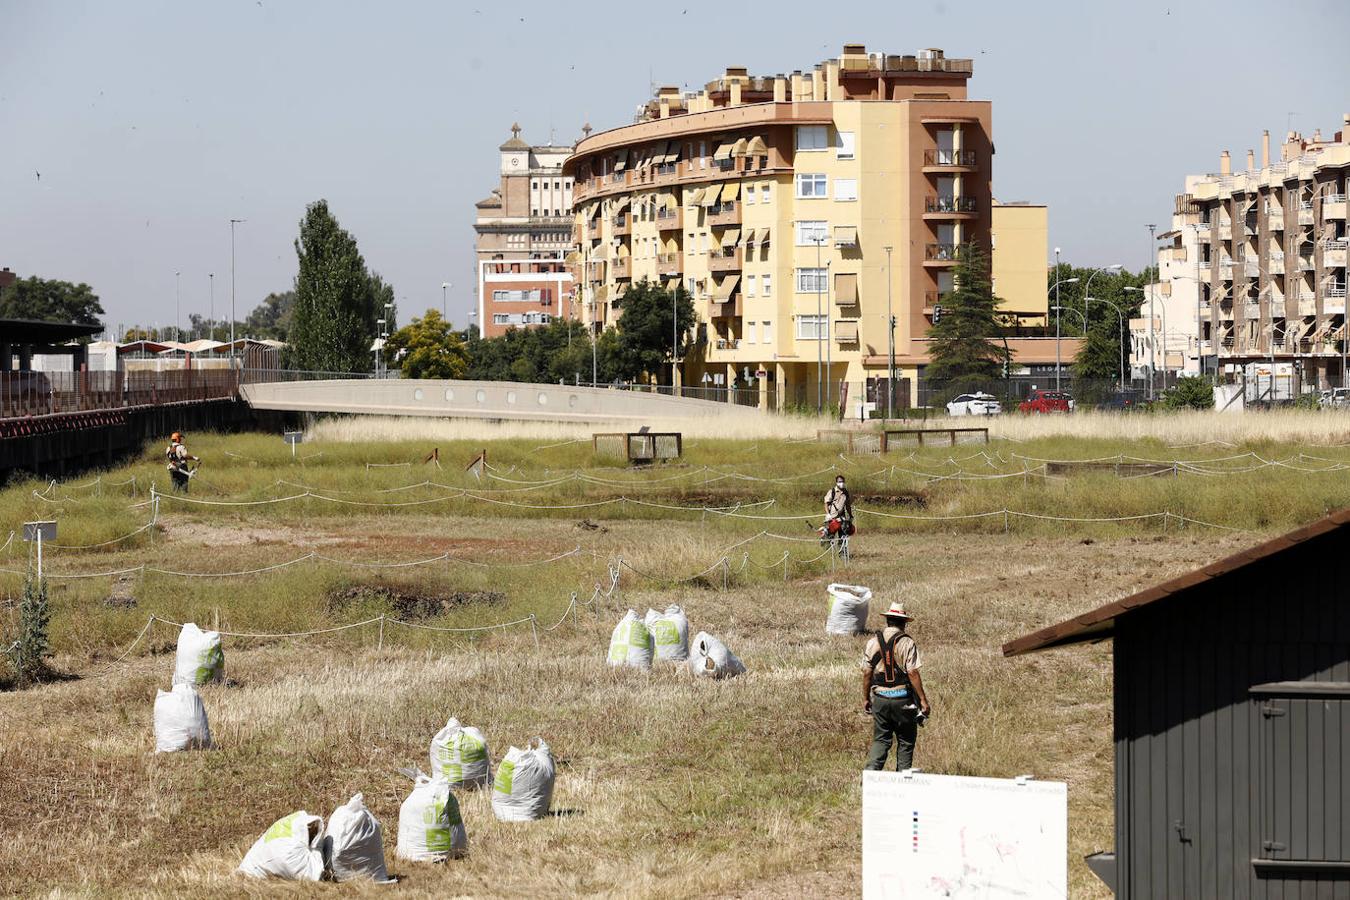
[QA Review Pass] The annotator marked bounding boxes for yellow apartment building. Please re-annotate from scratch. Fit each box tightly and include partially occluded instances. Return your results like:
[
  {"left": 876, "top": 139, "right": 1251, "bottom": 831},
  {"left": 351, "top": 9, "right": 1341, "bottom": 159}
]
[{"left": 563, "top": 44, "right": 1058, "bottom": 408}]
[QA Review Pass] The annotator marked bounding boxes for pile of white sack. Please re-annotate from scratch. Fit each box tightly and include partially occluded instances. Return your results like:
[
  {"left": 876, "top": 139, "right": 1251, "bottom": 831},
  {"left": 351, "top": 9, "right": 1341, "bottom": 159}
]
[
  {"left": 430, "top": 717, "right": 492, "bottom": 789},
  {"left": 825, "top": 583, "right": 872, "bottom": 636},
  {"left": 239, "top": 795, "right": 393, "bottom": 883},
  {"left": 607, "top": 605, "right": 743, "bottom": 679},
  {"left": 153, "top": 623, "right": 224, "bottom": 753}
]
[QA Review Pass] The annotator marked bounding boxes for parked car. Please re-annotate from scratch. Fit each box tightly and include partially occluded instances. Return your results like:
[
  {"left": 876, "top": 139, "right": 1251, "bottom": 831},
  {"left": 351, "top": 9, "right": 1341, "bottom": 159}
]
[
  {"left": 1099, "top": 390, "right": 1147, "bottom": 411},
  {"left": 1018, "top": 389, "right": 1074, "bottom": 414},
  {"left": 1318, "top": 388, "right": 1350, "bottom": 409},
  {"left": 946, "top": 392, "right": 1002, "bottom": 416}
]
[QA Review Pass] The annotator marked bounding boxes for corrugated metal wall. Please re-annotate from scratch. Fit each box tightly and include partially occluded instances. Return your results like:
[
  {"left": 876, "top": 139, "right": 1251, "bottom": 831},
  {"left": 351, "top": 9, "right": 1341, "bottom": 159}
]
[{"left": 1113, "top": 532, "right": 1350, "bottom": 898}]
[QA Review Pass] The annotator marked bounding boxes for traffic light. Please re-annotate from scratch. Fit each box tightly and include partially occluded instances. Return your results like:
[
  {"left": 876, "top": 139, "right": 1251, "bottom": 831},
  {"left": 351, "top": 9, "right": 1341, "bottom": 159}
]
[{"left": 932, "top": 305, "right": 944, "bottom": 324}]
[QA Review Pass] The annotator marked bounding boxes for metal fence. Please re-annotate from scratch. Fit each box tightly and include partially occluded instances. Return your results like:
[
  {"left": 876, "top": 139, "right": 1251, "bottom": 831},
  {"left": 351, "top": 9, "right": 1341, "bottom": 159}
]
[{"left": 0, "top": 369, "right": 240, "bottom": 419}]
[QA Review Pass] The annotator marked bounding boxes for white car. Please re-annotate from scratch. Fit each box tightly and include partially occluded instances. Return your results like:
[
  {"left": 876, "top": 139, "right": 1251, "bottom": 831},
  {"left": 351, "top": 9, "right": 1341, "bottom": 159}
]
[
  {"left": 1319, "top": 388, "right": 1350, "bottom": 409},
  {"left": 946, "top": 392, "right": 1002, "bottom": 416}
]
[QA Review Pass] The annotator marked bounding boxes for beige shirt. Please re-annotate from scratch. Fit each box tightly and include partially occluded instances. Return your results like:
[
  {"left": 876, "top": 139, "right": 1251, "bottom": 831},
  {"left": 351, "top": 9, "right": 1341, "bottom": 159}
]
[
  {"left": 824, "top": 486, "right": 850, "bottom": 519},
  {"left": 860, "top": 626, "right": 920, "bottom": 678}
]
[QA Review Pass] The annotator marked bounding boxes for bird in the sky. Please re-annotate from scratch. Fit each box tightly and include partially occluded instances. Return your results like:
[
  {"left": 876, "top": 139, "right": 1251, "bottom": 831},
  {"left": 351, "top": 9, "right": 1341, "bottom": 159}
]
[{"left": 35, "top": 170, "right": 40, "bottom": 182}]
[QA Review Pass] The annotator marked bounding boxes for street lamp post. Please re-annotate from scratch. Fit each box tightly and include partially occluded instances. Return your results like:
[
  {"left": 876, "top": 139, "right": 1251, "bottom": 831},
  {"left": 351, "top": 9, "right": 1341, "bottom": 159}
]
[
  {"left": 375, "top": 318, "right": 385, "bottom": 377},
  {"left": 1050, "top": 266, "right": 1080, "bottom": 393},
  {"left": 441, "top": 282, "right": 450, "bottom": 319},
  {"left": 884, "top": 245, "right": 895, "bottom": 420},
  {"left": 174, "top": 271, "right": 181, "bottom": 343},
  {"left": 815, "top": 236, "right": 824, "bottom": 414},
  {"left": 1146, "top": 224, "right": 1157, "bottom": 399},
  {"left": 672, "top": 286, "right": 679, "bottom": 395},
  {"left": 208, "top": 273, "right": 215, "bottom": 343},
  {"left": 1052, "top": 305, "right": 1086, "bottom": 331},
  {"left": 1087, "top": 295, "right": 1127, "bottom": 388}
]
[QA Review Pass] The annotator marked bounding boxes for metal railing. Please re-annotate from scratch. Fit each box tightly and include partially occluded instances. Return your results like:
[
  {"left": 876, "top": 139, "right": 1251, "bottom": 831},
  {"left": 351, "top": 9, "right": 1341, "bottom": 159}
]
[
  {"left": 925, "top": 196, "right": 978, "bottom": 213},
  {"left": 0, "top": 368, "right": 242, "bottom": 419},
  {"left": 922, "top": 149, "right": 977, "bottom": 167},
  {"left": 925, "top": 243, "right": 959, "bottom": 261}
]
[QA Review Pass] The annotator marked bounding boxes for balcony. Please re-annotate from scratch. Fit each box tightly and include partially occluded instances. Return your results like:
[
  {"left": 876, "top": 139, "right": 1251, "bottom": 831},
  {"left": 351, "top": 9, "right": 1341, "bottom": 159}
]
[
  {"left": 1220, "top": 259, "right": 1234, "bottom": 279},
  {"left": 1324, "top": 240, "right": 1348, "bottom": 268},
  {"left": 1268, "top": 214, "right": 1286, "bottom": 231},
  {"left": 586, "top": 220, "right": 600, "bottom": 240},
  {"left": 612, "top": 214, "right": 631, "bottom": 237},
  {"left": 612, "top": 256, "right": 631, "bottom": 280},
  {"left": 1243, "top": 261, "right": 1259, "bottom": 279},
  {"left": 709, "top": 246, "right": 743, "bottom": 274},
  {"left": 1242, "top": 303, "right": 1261, "bottom": 319},
  {"left": 707, "top": 201, "right": 741, "bottom": 228},
  {"left": 1218, "top": 224, "right": 1232, "bottom": 240},
  {"left": 1298, "top": 203, "right": 1314, "bottom": 226},
  {"left": 656, "top": 207, "right": 682, "bottom": 231},
  {"left": 657, "top": 253, "right": 682, "bottom": 277},
  {"left": 1243, "top": 219, "right": 1257, "bottom": 236},
  {"left": 924, "top": 195, "right": 978, "bottom": 217},
  {"left": 1269, "top": 252, "right": 1285, "bottom": 275},
  {"left": 922, "top": 149, "right": 977, "bottom": 170},
  {"left": 1299, "top": 255, "right": 1315, "bottom": 272},
  {"left": 1327, "top": 296, "right": 1347, "bottom": 316},
  {"left": 654, "top": 162, "right": 680, "bottom": 185},
  {"left": 1325, "top": 195, "right": 1348, "bottom": 220},
  {"left": 714, "top": 338, "right": 740, "bottom": 351},
  {"left": 923, "top": 243, "right": 959, "bottom": 265},
  {"left": 1297, "top": 294, "right": 1316, "bottom": 316}
]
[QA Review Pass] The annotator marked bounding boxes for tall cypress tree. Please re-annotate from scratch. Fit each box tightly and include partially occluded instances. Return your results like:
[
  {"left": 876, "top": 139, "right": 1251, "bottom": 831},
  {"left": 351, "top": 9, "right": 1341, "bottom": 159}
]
[
  {"left": 287, "top": 200, "right": 380, "bottom": 372},
  {"left": 925, "top": 242, "right": 1008, "bottom": 393}
]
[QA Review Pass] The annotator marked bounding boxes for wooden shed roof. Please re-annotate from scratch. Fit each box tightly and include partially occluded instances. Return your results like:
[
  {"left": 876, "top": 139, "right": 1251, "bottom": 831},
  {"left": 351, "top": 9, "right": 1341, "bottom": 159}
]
[{"left": 1001, "top": 508, "right": 1350, "bottom": 656}]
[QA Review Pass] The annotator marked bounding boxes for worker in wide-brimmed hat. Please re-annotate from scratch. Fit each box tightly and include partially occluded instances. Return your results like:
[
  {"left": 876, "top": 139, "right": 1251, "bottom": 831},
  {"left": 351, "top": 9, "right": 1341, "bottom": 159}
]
[{"left": 861, "top": 600, "right": 930, "bottom": 771}]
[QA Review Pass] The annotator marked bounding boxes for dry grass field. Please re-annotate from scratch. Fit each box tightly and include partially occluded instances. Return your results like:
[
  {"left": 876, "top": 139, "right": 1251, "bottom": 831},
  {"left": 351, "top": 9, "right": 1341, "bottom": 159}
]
[{"left": 1, "top": 419, "right": 1345, "bottom": 897}]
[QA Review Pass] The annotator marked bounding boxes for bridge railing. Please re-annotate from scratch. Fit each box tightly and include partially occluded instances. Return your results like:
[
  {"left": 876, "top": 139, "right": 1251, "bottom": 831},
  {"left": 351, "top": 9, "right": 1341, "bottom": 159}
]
[
  {"left": 0, "top": 369, "right": 240, "bottom": 419},
  {"left": 239, "top": 367, "right": 376, "bottom": 384}
]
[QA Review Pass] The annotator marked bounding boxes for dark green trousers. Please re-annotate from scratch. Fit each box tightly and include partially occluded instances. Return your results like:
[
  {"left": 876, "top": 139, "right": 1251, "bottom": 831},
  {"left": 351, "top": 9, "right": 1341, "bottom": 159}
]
[{"left": 865, "top": 694, "right": 918, "bottom": 771}]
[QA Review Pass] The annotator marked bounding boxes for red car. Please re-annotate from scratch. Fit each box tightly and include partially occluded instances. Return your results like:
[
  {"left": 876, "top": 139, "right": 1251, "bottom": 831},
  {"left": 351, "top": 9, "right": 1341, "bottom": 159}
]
[{"left": 1018, "top": 389, "right": 1074, "bottom": 414}]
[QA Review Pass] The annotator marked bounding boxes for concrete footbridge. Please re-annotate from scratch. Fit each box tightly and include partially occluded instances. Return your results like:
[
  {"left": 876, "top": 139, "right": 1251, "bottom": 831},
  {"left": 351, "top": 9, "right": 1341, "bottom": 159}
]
[{"left": 240, "top": 378, "right": 768, "bottom": 424}]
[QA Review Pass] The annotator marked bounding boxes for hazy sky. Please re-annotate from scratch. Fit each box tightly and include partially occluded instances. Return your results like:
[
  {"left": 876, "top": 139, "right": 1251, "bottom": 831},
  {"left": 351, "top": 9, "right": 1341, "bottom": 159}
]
[{"left": 2, "top": 0, "right": 1347, "bottom": 333}]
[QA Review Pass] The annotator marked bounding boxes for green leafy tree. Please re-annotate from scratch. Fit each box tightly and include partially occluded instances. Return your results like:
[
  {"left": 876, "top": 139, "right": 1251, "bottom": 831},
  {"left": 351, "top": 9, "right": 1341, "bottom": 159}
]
[
  {"left": 925, "top": 242, "right": 1008, "bottom": 395},
  {"left": 613, "top": 278, "right": 696, "bottom": 383},
  {"left": 384, "top": 309, "right": 469, "bottom": 379},
  {"left": 1162, "top": 375, "right": 1215, "bottom": 410},
  {"left": 286, "top": 200, "right": 384, "bottom": 372},
  {"left": 0, "top": 276, "right": 104, "bottom": 328},
  {"left": 245, "top": 291, "right": 296, "bottom": 341},
  {"left": 6, "top": 577, "right": 52, "bottom": 687}
]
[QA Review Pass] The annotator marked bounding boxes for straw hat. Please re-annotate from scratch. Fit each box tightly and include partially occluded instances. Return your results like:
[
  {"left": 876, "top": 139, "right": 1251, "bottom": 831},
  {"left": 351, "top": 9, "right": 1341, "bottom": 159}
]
[{"left": 884, "top": 601, "right": 914, "bottom": 621}]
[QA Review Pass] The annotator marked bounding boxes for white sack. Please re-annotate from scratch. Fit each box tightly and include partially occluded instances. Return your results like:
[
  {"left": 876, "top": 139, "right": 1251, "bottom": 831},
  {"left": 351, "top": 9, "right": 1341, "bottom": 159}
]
[
  {"left": 429, "top": 717, "right": 491, "bottom": 789},
  {"left": 238, "top": 810, "right": 326, "bottom": 881},
  {"left": 644, "top": 605, "right": 690, "bottom": 662},
  {"left": 825, "top": 583, "right": 872, "bottom": 635},
  {"left": 491, "top": 738, "right": 556, "bottom": 822},
  {"left": 607, "top": 609, "right": 653, "bottom": 669},
  {"left": 324, "top": 793, "right": 391, "bottom": 883},
  {"left": 153, "top": 683, "right": 212, "bottom": 752},
  {"left": 173, "top": 622, "right": 223, "bottom": 686},
  {"left": 688, "top": 631, "right": 746, "bottom": 680},
  {"left": 397, "top": 773, "right": 467, "bottom": 862}
]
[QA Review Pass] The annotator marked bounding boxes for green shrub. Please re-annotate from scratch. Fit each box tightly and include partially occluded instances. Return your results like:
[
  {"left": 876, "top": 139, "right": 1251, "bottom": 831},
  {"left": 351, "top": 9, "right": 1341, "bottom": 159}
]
[
  {"left": 6, "top": 577, "right": 52, "bottom": 687},
  {"left": 1162, "top": 376, "right": 1214, "bottom": 411}
]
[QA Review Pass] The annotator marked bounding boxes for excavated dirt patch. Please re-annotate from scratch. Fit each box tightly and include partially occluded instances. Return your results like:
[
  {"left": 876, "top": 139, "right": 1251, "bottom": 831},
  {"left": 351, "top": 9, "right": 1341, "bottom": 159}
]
[{"left": 326, "top": 584, "right": 505, "bottom": 620}]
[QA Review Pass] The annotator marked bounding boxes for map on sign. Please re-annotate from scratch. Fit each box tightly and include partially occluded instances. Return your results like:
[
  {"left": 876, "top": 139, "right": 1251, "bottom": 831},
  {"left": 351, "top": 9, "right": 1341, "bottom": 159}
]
[{"left": 862, "top": 771, "right": 1067, "bottom": 899}]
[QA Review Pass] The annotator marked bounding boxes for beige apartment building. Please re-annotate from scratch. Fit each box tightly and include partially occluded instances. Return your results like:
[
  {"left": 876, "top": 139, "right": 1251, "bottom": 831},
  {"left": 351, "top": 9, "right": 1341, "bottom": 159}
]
[
  {"left": 562, "top": 45, "right": 1058, "bottom": 406},
  {"left": 473, "top": 125, "right": 576, "bottom": 338},
  {"left": 1173, "top": 121, "right": 1350, "bottom": 389}
]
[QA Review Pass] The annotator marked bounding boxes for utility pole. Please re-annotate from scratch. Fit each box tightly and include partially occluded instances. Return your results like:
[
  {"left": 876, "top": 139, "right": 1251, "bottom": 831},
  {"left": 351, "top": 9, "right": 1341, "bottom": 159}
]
[
  {"left": 884, "top": 245, "right": 895, "bottom": 420},
  {"left": 672, "top": 285, "right": 678, "bottom": 394},
  {"left": 229, "top": 218, "right": 245, "bottom": 367},
  {"left": 1147, "top": 223, "right": 1157, "bottom": 400},
  {"left": 815, "top": 236, "right": 824, "bottom": 414},
  {"left": 208, "top": 273, "right": 215, "bottom": 343},
  {"left": 1054, "top": 247, "right": 1062, "bottom": 393},
  {"left": 174, "top": 271, "right": 181, "bottom": 342}
]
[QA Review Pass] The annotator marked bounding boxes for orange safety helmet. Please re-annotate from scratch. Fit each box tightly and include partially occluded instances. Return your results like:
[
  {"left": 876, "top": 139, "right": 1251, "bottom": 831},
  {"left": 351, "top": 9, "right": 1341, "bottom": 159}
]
[{"left": 171, "top": 432, "right": 182, "bottom": 442}]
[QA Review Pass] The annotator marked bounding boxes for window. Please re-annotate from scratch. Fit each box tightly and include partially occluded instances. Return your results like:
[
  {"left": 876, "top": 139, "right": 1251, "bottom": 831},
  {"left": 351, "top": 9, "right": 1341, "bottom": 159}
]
[
  {"left": 492, "top": 289, "right": 544, "bottom": 302},
  {"left": 796, "top": 314, "right": 828, "bottom": 339},
  {"left": 796, "top": 267, "right": 828, "bottom": 293},
  {"left": 745, "top": 321, "right": 756, "bottom": 343},
  {"left": 745, "top": 185, "right": 756, "bottom": 205},
  {"left": 835, "top": 178, "right": 858, "bottom": 202},
  {"left": 762, "top": 320, "right": 772, "bottom": 343},
  {"left": 493, "top": 314, "right": 510, "bottom": 325},
  {"left": 836, "top": 131, "right": 855, "bottom": 159},
  {"left": 796, "top": 221, "right": 829, "bottom": 245},
  {"left": 532, "top": 181, "right": 538, "bottom": 189},
  {"left": 699, "top": 141, "right": 707, "bottom": 168},
  {"left": 761, "top": 182, "right": 772, "bottom": 204},
  {"left": 762, "top": 274, "right": 772, "bottom": 296},
  {"left": 746, "top": 275, "right": 757, "bottom": 297},
  {"left": 796, "top": 125, "right": 828, "bottom": 151},
  {"left": 796, "top": 173, "right": 827, "bottom": 198}
]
